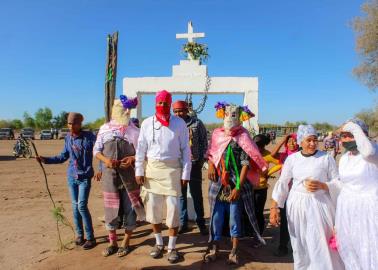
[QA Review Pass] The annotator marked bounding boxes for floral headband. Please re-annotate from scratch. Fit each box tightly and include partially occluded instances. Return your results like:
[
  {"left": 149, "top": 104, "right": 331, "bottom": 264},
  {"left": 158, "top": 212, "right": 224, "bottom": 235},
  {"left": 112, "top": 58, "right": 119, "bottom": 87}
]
[
  {"left": 120, "top": 95, "right": 138, "bottom": 109},
  {"left": 214, "top": 101, "right": 255, "bottom": 122}
]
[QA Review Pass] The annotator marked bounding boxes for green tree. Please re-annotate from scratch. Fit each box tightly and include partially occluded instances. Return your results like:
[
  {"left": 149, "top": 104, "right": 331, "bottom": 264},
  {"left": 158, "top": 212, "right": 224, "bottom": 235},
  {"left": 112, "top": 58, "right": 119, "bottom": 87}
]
[
  {"left": 34, "top": 107, "right": 53, "bottom": 129},
  {"left": 53, "top": 111, "right": 68, "bottom": 128},
  {"left": 10, "top": 119, "right": 23, "bottom": 129},
  {"left": 352, "top": 0, "right": 378, "bottom": 91},
  {"left": 23, "top": 112, "right": 35, "bottom": 128},
  {"left": 313, "top": 122, "right": 336, "bottom": 132},
  {"left": 284, "top": 121, "right": 308, "bottom": 127},
  {"left": 355, "top": 104, "right": 378, "bottom": 135},
  {"left": 84, "top": 117, "right": 105, "bottom": 130},
  {"left": 0, "top": 120, "right": 11, "bottom": 128}
]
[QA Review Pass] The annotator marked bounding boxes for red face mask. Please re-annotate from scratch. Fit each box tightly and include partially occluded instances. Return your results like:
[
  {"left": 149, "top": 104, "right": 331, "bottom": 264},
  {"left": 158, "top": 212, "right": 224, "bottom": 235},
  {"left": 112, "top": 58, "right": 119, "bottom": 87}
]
[
  {"left": 156, "top": 105, "right": 170, "bottom": 115},
  {"left": 155, "top": 105, "right": 171, "bottom": 127}
]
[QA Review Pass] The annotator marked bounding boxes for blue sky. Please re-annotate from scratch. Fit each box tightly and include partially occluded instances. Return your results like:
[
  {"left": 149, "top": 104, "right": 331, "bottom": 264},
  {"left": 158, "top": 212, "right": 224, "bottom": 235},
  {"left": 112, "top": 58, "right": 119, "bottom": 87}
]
[{"left": 0, "top": 0, "right": 376, "bottom": 125}]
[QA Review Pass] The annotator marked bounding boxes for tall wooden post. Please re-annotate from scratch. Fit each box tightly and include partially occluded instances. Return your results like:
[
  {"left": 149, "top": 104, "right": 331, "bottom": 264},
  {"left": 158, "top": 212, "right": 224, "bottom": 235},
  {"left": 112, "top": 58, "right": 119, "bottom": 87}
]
[{"left": 104, "top": 32, "right": 119, "bottom": 122}]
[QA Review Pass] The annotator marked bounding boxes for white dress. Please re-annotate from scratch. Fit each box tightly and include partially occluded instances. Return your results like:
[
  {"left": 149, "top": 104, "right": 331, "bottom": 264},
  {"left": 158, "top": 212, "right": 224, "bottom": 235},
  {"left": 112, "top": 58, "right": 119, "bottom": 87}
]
[
  {"left": 335, "top": 122, "right": 378, "bottom": 270},
  {"left": 272, "top": 150, "right": 344, "bottom": 270}
]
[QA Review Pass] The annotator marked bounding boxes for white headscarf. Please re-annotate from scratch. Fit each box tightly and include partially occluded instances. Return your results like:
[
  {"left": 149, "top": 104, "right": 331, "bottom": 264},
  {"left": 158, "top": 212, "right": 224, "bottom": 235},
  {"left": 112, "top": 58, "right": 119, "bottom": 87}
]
[
  {"left": 297, "top": 124, "right": 317, "bottom": 145},
  {"left": 344, "top": 117, "right": 369, "bottom": 135}
]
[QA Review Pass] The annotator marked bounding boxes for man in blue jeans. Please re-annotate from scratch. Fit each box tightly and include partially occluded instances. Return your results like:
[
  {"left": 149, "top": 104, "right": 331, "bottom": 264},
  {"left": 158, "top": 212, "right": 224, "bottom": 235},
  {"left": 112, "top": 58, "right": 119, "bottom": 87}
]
[
  {"left": 36, "top": 112, "right": 96, "bottom": 250},
  {"left": 172, "top": 100, "right": 208, "bottom": 235}
]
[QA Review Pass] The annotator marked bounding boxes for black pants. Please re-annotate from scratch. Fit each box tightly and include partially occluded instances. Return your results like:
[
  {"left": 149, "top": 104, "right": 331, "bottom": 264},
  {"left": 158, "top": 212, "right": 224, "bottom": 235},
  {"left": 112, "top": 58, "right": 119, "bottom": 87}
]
[
  {"left": 279, "top": 203, "right": 290, "bottom": 250},
  {"left": 180, "top": 160, "right": 205, "bottom": 228},
  {"left": 253, "top": 188, "right": 267, "bottom": 234}
]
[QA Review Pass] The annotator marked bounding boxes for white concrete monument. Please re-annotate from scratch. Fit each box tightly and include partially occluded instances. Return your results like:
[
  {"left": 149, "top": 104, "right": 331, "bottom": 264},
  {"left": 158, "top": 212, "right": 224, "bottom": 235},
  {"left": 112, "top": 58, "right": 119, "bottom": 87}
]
[{"left": 123, "top": 21, "right": 259, "bottom": 131}]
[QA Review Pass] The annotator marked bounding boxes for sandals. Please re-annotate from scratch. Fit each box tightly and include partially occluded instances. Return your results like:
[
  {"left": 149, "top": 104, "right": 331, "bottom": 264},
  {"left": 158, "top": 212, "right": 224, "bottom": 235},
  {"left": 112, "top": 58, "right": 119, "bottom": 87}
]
[
  {"left": 102, "top": 245, "right": 118, "bottom": 257},
  {"left": 203, "top": 243, "right": 219, "bottom": 263},
  {"left": 103, "top": 245, "right": 131, "bottom": 257},
  {"left": 117, "top": 246, "right": 131, "bottom": 257},
  {"left": 227, "top": 248, "right": 239, "bottom": 265}
]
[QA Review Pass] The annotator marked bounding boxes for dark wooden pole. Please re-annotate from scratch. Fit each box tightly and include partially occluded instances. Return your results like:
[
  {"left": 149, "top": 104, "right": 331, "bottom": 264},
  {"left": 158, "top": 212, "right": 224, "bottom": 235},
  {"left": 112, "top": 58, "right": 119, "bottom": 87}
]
[{"left": 104, "top": 32, "right": 119, "bottom": 122}]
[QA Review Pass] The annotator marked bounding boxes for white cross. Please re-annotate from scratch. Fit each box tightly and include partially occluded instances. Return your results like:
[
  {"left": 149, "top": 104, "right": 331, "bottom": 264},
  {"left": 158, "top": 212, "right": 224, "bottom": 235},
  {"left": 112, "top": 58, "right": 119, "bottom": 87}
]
[{"left": 176, "top": 21, "right": 205, "bottom": 43}]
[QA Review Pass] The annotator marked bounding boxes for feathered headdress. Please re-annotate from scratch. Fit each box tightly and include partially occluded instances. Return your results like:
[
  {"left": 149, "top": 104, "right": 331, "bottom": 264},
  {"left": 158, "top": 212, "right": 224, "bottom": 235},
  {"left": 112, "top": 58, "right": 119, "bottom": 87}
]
[
  {"left": 120, "top": 95, "right": 138, "bottom": 109},
  {"left": 214, "top": 101, "right": 255, "bottom": 121}
]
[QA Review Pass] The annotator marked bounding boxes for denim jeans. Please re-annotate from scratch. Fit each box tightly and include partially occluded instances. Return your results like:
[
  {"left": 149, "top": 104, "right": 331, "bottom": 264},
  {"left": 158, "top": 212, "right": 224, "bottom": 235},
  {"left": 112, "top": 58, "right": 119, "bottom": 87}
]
[
  {"left": 211, "top": 199, "right": 241, "bottom": 241},
  {"left": 179, "top": 160, "right": 205, "bottom": 228},
  {"left": 67, "top": 177, "right": 94, "bottom": 240}
]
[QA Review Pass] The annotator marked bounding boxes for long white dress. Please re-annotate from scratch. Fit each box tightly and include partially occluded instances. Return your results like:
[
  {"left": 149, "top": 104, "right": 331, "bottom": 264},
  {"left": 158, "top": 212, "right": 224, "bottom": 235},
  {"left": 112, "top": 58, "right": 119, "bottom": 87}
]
[
  {"left": 335, "top": 122, "right": 378, "bottom": 270},
  {"left": 272, "top": 150, "right": 344, "bottom": 270}
]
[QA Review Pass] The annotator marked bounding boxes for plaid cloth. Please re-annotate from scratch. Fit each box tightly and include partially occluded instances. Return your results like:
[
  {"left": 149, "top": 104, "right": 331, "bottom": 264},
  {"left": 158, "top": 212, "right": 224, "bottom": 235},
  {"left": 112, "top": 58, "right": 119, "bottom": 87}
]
[{"left": 207, "top": 142, "right": 265, "bottom": 244}]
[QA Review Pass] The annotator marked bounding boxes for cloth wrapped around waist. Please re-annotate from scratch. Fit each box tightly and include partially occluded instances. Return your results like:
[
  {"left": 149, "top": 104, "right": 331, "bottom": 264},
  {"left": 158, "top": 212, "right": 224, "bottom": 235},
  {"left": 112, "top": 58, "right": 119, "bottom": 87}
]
[{"left": 141, "top": 159, "right": 183, "bottom": 199}]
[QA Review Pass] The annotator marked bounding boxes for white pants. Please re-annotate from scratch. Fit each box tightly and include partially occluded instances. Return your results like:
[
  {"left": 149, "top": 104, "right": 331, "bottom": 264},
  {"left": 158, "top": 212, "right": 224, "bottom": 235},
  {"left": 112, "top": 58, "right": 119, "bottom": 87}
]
[{"left": 145, "top": 192, "right": 180, "bottom": 228}]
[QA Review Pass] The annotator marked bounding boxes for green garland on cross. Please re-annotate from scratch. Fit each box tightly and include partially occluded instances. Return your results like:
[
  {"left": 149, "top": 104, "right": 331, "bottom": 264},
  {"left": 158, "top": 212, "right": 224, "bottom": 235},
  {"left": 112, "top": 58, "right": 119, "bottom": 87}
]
[{"left": 182, "top": 42, "right": 209, "bottom": 63}]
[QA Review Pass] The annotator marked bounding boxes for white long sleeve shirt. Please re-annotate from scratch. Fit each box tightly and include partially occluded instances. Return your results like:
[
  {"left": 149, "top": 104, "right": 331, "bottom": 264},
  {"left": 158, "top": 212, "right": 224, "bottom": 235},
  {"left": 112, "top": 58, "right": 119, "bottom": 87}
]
[
  {"left": 135, "top": 115, "right": 192, "bottom": 180},
  {"left": 272, "top": 150, "right": 339, "bottom": 208}
]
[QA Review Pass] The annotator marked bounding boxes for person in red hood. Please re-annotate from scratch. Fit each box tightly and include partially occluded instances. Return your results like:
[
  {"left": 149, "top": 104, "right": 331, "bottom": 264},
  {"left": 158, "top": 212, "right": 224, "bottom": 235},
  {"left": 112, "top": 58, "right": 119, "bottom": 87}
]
[{"left": 135, "top": 90, "right": 192, "bottom": 264}]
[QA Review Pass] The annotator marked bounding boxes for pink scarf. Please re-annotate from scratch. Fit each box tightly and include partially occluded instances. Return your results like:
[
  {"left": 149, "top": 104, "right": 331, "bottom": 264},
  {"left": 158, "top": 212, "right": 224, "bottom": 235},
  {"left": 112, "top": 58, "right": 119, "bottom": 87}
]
[
  {"left": 207, "top": 126, "right": 268, "bottom": 186},
  {"left": 279, "top": 133, "right": 298, "bottom": 164}
]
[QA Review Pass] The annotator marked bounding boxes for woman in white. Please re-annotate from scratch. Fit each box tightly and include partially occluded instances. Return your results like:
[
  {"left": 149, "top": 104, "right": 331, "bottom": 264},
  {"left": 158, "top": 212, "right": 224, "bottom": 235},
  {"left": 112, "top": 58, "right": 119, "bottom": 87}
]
[
  {"left": 270, "top": 125, "right": 344, "bottom": 270},
  {"left": 335, "top": 118, "right": 378, "bottom": 270}
]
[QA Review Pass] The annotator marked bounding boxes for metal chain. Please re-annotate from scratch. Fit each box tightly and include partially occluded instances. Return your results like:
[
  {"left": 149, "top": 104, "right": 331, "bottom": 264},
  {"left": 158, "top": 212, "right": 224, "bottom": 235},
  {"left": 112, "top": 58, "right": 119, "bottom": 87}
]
[{"left": 185, "top": 76, "right": 211, "bottom": 115}]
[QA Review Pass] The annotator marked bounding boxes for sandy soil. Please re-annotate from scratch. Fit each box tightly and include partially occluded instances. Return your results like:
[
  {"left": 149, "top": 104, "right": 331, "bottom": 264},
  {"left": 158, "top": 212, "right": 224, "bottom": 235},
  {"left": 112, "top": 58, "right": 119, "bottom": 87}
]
[{"left": 0, "top": 139, "right": 293, "bottom": 270}]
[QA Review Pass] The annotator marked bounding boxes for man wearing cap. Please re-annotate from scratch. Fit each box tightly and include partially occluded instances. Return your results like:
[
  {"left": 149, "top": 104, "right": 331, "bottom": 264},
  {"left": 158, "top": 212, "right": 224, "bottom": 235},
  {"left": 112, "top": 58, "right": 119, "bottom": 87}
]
[
  {"left": 36, "top": 112, "right": 97, "bottom": 250},
  {"left": 135, "top": 90, "right": 191, "bottom": 263},
  {"left": 172, "top": 100, "right": 208, "bottom": 235}
]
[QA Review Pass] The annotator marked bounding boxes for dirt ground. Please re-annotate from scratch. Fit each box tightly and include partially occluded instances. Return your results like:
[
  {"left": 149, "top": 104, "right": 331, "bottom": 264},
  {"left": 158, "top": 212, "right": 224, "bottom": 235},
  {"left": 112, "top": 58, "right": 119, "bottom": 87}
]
[{"left": 0, "top": 139, "right": 293, "bottom": 270}]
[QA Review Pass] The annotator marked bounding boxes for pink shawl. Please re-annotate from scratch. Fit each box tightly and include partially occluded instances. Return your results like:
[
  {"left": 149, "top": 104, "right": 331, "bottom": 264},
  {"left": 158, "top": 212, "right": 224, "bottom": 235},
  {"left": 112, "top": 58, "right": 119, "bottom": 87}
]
[{"left": 207, "top": 126, "right": 268, "bottom": 186}]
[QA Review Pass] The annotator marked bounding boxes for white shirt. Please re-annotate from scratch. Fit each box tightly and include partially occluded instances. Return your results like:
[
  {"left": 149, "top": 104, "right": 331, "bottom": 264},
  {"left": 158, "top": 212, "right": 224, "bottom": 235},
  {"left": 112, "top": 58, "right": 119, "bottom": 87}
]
[
  {"left": 135, "top": 115, "right": 192, "bottom": 180},
  {"left": 272, "top": 150, "right": 339, "bottom": 208}
]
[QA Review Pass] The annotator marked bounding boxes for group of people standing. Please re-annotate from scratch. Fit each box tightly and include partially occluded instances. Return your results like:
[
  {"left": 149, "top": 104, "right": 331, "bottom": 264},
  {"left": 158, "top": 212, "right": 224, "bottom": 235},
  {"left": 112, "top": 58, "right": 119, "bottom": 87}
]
[{"left": 36, "top": 89, "right": 377, "bottom": 269}]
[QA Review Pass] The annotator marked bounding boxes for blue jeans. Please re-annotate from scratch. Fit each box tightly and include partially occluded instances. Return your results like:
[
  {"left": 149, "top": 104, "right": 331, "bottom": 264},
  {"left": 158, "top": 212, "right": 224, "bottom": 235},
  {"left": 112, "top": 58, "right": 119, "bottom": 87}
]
[
  {"left": 212, "top": 199, "right": 241, "bottom": 241},
  {"left": 67, "top": 177, "right": 94, "bottom": 240}
]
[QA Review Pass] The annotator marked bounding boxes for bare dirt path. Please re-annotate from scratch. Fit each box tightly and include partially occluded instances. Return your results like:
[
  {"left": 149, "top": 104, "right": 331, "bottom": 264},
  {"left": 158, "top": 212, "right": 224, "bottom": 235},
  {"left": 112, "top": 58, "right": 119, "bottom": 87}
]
[{"left": 0, "top": 140, "right": 293, "bottom": 270}]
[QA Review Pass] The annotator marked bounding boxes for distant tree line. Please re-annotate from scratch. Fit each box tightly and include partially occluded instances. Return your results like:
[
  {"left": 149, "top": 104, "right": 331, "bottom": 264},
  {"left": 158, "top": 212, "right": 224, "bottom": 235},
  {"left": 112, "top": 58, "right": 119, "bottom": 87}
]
[
  {"left": 0, "top": 107, "right": 68, "bottom": 130},
  {"left": 2, "top": 106, "right": 376, "bottom": 136}
]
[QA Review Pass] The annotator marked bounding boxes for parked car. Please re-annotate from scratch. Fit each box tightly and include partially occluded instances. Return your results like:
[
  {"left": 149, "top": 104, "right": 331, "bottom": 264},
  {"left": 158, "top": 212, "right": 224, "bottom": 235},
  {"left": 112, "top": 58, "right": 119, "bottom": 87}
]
[
  {"left": 58, "top": 128, "right": 70, "bottom": 139},
  {"left": 21, "top": 128, "right": 35, "bottom": 140},
  {"left": 40, "top": 130, "right": 53, "bottom": 140},
  {"left": 0, "top": 128, "right": 15, "bottom": 140}
]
